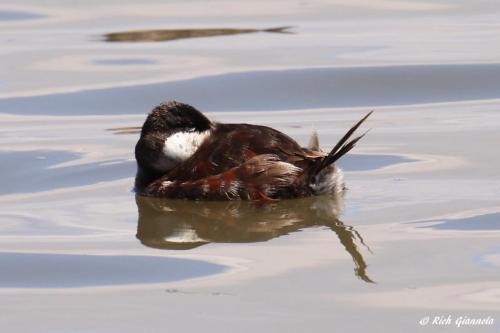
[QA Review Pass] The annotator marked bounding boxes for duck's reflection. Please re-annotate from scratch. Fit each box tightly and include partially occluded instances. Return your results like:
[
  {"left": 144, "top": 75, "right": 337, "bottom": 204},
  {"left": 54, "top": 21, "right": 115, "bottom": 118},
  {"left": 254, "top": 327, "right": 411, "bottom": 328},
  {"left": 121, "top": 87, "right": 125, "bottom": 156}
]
[{"left": 136, "top": 195, "right": 373, "bottom": 282}]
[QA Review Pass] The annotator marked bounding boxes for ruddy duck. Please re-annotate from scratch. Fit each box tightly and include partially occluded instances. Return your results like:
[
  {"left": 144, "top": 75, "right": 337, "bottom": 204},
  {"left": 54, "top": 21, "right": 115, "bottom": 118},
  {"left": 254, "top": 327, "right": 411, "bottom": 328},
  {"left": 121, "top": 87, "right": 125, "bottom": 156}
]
[{"left": 135, "top": 101, "right": 371, "bottom": 202}]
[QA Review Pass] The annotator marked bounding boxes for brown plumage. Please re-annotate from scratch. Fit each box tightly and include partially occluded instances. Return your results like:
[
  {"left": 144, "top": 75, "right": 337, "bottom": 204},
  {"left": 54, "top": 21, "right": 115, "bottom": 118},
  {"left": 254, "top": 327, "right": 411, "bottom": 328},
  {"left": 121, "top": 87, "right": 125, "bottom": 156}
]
[{"left": 135, "top": 101, "right": 371, "bottom": 202}]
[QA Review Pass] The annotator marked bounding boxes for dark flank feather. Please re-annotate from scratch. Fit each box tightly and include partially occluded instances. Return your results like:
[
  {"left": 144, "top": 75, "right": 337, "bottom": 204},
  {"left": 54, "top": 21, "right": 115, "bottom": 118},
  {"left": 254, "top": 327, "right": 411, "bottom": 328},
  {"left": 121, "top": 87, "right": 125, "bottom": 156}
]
[{"left": 142, "top": 154, "right": 302, "bottom": 202}]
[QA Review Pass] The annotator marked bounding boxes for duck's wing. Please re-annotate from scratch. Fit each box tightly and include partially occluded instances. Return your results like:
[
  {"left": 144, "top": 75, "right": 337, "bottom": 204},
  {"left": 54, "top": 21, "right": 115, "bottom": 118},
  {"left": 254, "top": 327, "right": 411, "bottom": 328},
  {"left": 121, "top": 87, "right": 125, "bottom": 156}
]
[
  {"left": 165, "top": 123, "right": 319, "bottom": 182},
  {"left": 141, "top": 154, "right": 303, "bottom": 202}
]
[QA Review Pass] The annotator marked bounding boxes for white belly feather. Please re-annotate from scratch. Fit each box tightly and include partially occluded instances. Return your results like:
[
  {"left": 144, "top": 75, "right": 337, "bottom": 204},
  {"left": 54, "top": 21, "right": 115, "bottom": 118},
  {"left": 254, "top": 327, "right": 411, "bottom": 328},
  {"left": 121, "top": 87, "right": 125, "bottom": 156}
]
[{"left": 309, "top": 167, "right": 345, "bottom": 194}]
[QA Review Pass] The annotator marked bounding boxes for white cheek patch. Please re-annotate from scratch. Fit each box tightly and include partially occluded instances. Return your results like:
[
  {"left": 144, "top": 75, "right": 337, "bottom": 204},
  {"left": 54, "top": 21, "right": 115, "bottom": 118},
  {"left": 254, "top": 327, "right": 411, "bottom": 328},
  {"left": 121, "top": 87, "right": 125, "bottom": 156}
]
[{"left": 163, "top": 130, "right": 211, "bottom": 162}]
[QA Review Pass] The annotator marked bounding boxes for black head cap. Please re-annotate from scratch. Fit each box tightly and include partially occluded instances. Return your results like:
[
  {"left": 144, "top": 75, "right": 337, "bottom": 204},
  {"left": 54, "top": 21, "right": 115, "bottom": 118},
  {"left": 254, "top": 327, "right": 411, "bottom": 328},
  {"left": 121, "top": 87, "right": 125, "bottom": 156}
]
[{"left": 140, "top": 101, "right": 212, "bottom": 137}]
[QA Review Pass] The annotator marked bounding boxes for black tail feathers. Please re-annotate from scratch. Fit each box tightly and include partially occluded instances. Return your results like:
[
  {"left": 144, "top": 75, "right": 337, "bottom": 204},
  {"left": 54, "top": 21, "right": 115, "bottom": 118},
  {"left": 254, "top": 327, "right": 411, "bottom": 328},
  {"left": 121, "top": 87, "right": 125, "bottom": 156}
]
[{"left": 313, "top": 111, "right": 373, "bottom": 175}]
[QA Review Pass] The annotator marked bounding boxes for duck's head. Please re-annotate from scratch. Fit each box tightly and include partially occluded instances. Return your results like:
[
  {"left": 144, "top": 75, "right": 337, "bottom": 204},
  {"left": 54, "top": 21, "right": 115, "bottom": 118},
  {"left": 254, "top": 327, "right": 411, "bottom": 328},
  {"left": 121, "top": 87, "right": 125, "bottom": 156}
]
[
  {"left": 134, "top": 101, "right": 212, "bottom": 190},
  {"left": 139, "top": 100, "right": 212, "bottom": 137}
]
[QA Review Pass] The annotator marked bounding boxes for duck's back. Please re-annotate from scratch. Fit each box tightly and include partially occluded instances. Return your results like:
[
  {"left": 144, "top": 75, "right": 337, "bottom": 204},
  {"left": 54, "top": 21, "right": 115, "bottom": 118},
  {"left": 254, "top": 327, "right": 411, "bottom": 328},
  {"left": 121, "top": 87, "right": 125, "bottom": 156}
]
[{"left": 165, "top": 123, "right": 318, "bottom": 182}]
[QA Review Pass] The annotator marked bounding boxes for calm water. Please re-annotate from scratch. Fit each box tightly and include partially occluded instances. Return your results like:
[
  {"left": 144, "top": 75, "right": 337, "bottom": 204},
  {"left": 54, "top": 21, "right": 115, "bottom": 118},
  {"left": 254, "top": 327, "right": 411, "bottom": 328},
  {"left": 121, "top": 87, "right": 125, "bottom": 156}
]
[
  {"left": 1, "top": 1, "right": 500, "bottom": 332},
  {"left": 0, "top": 252, "right": 226, "bottom": 288}
]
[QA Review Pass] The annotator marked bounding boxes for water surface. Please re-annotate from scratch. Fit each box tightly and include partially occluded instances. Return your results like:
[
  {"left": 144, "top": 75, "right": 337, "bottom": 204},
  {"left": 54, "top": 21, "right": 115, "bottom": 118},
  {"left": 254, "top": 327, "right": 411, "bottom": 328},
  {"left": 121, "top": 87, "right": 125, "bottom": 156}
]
[
  {"left": 3, "top": 64, "right": 500, "bottom": 115},
  {"left": 136, "top": 195, "right": 373, "bottom": 282},
  {"left": 0, "top": 10, "right": 45, "bottom": 21},
  {"left": 0, "top": 150, "right": 134, "bottom": 195},
  {"left": 420, "top": 212, "right": 500, "bottom": 231},
  {"left": 103, "top": 27, "right": 291, "bottom": 43},
  {"left": 1, "top": 1, "right": 500, "bottom": 332},
  {"left": 0, "top": 252, "right": 226, "bottom": 288},
  {"left": 92, "top": 58, "right": 157, "bottom": 66},
  {"left": 338, "top": 154, "right": 416, "bottom": 171}
]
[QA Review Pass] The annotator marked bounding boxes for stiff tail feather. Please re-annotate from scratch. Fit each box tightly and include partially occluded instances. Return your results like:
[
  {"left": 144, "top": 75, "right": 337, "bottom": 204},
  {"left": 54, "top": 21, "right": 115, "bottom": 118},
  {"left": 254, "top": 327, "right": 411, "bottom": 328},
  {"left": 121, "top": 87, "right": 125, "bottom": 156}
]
[{"left": 312, "top": 111, "right": 373, "bottom": 176}]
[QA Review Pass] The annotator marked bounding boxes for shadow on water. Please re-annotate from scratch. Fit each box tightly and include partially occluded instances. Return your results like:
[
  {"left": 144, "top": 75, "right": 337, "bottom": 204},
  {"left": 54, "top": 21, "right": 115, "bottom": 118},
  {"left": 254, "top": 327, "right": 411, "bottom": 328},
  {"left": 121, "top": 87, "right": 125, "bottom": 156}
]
[
  {"left": 92, "top": 58, "right": 158, "bottom": 66},
  {"left": 0, "top": 150, "right": 135, "bottom": 195},
  {"left": 6, "top": 64, "right": 500, "bottom": 115},
  {"left": 103, "top": 26, "right": 292, "bottom": 43},
  {"left": 108, "top": 126, "right": 142, "bottom": 134},
  {"left": 418, "top": 212, "right": 500, "bottom": 231},
  {"left": 136, "top": 195, "right": 374, "bottom": 283},
  {"left": 0, "top": 10, "right": 45, "bottom": 21},
  {"left": 0, "top": 253, "right": 226, "bottom": 288},
  {"left": 338, "top": 154, "right": 416, "bottom": 171}
]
